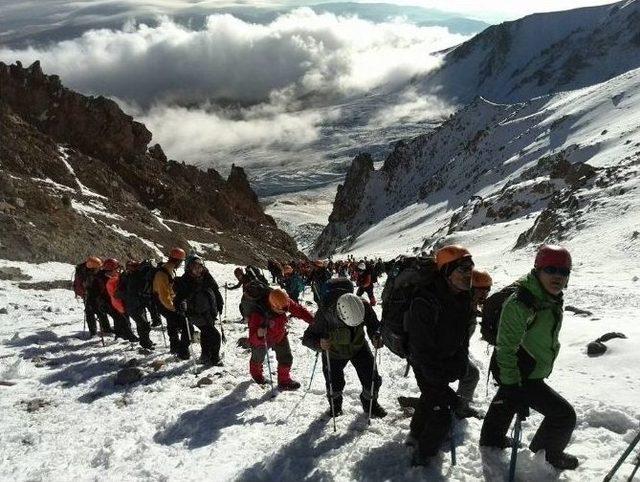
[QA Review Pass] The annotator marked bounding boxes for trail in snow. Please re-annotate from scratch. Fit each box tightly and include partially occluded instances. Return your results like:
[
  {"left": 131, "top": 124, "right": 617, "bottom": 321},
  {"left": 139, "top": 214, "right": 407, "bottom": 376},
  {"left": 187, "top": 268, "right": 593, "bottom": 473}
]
[{"left": 0, "top": 260, "right": 639, "bottom": 481}]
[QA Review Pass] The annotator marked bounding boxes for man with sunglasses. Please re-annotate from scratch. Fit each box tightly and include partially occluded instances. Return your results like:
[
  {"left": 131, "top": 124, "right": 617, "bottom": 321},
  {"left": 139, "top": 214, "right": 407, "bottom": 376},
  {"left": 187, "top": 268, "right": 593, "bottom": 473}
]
[
  {"left": 407, "top": 245, "right": 475, "bottom": 466},
  {"left": 480, "top": 245, "right": 578, "bottom": 471}
]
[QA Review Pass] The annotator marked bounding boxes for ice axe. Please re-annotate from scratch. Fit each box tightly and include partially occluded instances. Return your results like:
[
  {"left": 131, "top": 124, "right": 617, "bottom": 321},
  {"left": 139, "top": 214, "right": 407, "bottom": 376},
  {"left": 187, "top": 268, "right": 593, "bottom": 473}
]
[
  {"left": 604, "top": 429, "right": 640, "bottom": 482},
  {"left": 508, "top": 413, "right": 524, "bottom": 482},
  {"left": 325, "top": 350, "right": 337, "bottom": 433}
]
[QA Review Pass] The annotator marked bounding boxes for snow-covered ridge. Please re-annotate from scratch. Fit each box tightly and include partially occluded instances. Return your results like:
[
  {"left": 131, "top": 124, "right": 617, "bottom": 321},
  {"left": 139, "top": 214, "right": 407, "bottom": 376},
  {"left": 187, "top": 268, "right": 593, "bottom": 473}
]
[
  {"left": 314, "top": 66, "right": 640, "bottom": 261},
  {"left": 418, "top": 0, "right": 640, "bottom": 104}
]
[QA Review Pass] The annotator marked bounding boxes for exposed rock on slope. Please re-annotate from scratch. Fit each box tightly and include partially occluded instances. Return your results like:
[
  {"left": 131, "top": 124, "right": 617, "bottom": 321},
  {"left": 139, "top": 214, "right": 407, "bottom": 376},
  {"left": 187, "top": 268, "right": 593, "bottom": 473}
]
[
  {"left": 0, "top": 61, "right": 302, "bottom": 265},
  {"left": 314, "top": 65, "right": 640, "bottom": 257}
]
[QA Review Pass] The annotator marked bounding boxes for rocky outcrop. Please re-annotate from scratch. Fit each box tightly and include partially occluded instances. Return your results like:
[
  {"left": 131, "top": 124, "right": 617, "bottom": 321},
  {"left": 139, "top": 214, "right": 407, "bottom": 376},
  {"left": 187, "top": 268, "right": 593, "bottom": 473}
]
[
  {"left": 0, "top": 61, "right": 151, "bottom": 163},
  {"left": 0, "top": 61, "right": 303, "bottom": 265},
  {"left": 312, "top": 153, "right": 374, "bottom": 256}
]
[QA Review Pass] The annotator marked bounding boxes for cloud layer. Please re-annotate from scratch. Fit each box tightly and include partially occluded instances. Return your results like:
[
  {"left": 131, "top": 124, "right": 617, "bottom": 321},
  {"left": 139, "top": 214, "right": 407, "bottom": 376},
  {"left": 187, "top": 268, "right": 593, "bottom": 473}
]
[{"left": 0, "top": 9, "right": 465, "bottom": 171}]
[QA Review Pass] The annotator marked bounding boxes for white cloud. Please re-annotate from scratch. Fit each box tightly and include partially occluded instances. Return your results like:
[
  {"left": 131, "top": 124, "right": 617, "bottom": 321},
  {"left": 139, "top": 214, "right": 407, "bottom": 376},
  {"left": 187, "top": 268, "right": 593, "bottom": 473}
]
[
  {"left": 368, "top": 87, "right": 454, "bottom": 128},
  {"left": 0, "top": 9, "right": 465, "bottom": 168}
]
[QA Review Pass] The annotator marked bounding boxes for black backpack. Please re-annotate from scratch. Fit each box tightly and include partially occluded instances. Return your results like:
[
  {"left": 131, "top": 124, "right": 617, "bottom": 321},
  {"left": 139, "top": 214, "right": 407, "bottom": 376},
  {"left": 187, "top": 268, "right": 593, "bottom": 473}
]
[
  {"left": 73, "top": 263, "right": 88, "bottom": 297},
  {"left": 241, "top": 277, "right": 273, "bottom": 318},
  {"left": 480, "top": 284, "right": 536, "bottom": 345},
  {"left": 246, "top": 265, "right": 270, "bottom": 286},
  {"left": 380, "top": 256, "right": 438, "bottom": 358},
  {"left": 322, "top": 277, "right": 354, "bottom": 307},
  {"left": 138, "top": 260, "right": 163, "bottom": 300}
]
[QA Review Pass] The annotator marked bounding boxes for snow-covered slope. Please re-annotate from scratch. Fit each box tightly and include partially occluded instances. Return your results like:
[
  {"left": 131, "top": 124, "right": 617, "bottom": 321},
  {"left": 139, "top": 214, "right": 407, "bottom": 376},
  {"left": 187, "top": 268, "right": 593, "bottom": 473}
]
[
  {"left": 314, "top": 65, "right": 640, "bottom": 265},
  {"left": 270, "top": 0, "right": 640, "bottom": 248},
  {"left": 417, "top": 0, "right": 640, "bottom": 104},
  {"left": 1, "top": 259, "right": 638, "bottom": 481}
]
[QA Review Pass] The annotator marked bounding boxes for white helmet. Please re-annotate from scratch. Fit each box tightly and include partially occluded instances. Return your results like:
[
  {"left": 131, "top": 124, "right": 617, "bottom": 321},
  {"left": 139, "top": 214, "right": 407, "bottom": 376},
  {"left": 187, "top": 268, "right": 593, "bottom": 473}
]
[
  {"left": 357, "top": 262, "right": 366, "bottom": 270},
  {"left": 336, "top": 294, "right": 365, "bottom": 327}
]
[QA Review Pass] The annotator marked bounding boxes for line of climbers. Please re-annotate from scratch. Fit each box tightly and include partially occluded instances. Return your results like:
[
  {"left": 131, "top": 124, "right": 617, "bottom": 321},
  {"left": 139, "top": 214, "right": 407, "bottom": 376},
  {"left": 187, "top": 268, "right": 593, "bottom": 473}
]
[
  {"left": 73, "top": 248, "right": 225, "bottom": 365},
  {"left": 73, "top": 243, "right": 578, "bottom": 471}
]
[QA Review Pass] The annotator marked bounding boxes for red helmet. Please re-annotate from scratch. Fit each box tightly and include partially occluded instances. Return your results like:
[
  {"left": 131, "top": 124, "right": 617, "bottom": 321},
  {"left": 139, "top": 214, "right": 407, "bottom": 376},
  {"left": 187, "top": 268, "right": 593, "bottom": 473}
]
[
  {"left": 102, "top": 258, "right": 120, "bottom": 271},
  {"left": 534, "top": 245, "right": 572, "bottom": 270},
  {"left": 169, "top": 247, "right": 186, "bottom": 261}
]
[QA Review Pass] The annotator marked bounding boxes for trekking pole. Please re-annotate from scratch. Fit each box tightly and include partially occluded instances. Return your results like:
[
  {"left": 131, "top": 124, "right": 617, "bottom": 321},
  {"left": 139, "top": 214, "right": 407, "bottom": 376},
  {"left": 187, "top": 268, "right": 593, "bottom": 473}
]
[
  {"left": 450, "top": 413, "right": 457, "bottom": 466},
  {"left": 224, "top": 284, "right": 228, "bottom": 320},
  {"left": 159, "top": 318, "right": 167, "bottom": 348},
  {"left": 367, "top": 344, "right": 379, "bottom": 425},
  {"left": 308, "top": 352, "right": 320, "bottom": 390},
  {"left": 325, "top": 350, "right": 337, "bottom": 433},
  {"left": 283, "top": 351, "right": 320, "bottom": 424},
  {"left": 604, "top": 430, "right": 640, "bottom": 482},
  {"left": 183, "top": 315, "right": 196, "bottom": 363},
  {"left": 628, "top": 454, "right": 640, "bottom": 482},
  {"left": 263, "top": 330, "right": 275, "bottom": 392},
  {"left": 508, "top": 413, "right": 523, "bottom": 482}
]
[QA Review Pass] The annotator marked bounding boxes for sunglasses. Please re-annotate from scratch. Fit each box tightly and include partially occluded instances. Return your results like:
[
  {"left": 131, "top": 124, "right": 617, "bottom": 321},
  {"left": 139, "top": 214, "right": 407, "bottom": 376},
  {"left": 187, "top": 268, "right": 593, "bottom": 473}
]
[
  {"left": 542, "top": 266, "right": 571, "bottom": 277},
  {"left": 454, "top": 263, "right": 474, "bottom": 274}
]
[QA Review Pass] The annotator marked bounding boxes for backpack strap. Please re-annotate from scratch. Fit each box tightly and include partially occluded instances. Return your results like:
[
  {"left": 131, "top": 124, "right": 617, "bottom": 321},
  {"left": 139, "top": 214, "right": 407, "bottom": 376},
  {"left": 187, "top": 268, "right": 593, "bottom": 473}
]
[{"left": 515, "top": 286, "right": 538, "bottom": 330}]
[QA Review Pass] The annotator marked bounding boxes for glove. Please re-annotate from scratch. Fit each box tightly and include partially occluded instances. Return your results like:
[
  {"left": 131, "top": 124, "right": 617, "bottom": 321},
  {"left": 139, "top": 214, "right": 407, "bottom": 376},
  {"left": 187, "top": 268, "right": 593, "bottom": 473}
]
[
  {"left": 320, "top": 338, "right": 331, "bottom": 351},
  {"left": 371, "top": 334, "right": 384, "bottom": 349},
  {"left": 500, "top": 384, "right": 530, "bottom": 419},
  {"left": 257, "top": 327, "right": 267, "bottom": 338},
  {"left": 176, "top": 301, "right": 187, "bottom": 315}
]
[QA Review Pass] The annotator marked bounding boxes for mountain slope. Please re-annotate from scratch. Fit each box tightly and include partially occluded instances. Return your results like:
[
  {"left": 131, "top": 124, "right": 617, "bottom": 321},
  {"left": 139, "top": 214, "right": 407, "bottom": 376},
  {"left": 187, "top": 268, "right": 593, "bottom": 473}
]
[
  {"left": 313, "top": 66, "right": 640, "bottom": 261},
  {"left": 416, "top": 0, "right": 640, "bottom": 104},
  {"left": 0, "top": 61, "right": 302, "bottom": 265}
]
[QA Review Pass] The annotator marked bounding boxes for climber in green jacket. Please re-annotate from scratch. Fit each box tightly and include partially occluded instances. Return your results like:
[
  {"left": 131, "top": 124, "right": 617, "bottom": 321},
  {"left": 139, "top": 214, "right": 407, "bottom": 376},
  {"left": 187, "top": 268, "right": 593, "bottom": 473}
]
[{"left": 480, "top": 245, "right": 579, "bottom": 471}]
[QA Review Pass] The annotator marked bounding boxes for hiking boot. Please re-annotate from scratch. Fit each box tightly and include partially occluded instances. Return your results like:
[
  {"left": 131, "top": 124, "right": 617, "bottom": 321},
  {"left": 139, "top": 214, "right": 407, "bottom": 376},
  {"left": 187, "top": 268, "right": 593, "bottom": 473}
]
[
  {"left": 177, "top": 349, "right": 190, "bottom": 361},
  {"left": 278, "top": 380, "right": 301, "bottom": 391},
  {"left": 140, "top": 340, "right": 155, "bottom": 350},
  {"left": 252, "top": 374, "right": 267, "bottom": 385},
  {"left": 326, "top": 397, "right": 343, "bottom": 417},
  {"left": 411, "top": 451, "right": 431, "bottom": 467},
  {"left": 360, "top": 395, "right": 387, "bottom": 418},
  {"left": 546, "top": 452, "right": 579, "bottom": 471}
]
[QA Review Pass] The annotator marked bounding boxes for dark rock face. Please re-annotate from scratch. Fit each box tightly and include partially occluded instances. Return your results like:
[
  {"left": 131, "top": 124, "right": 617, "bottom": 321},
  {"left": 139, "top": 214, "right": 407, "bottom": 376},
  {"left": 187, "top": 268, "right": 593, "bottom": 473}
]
[
  {"left": 312, "top": 153, "right": 374, "bottom": 256},
  {"left": 1, "top": 61, "right": 151, "bottom": 163},
  {"left": 0, "top": 61, "right": 303, "bottom": 265},
  {"left": 328, "top": 154, "right": 374, "bottom": 224}
]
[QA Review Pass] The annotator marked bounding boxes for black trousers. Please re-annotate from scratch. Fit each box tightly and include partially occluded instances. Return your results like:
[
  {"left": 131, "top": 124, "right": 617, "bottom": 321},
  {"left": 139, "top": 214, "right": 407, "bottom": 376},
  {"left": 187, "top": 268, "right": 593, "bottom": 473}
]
[
  {"left": 322, "top": 344, "right": 381, "bottom": 402},
  {"left": 84, "top": 299, "right": 111, "bottom": 334},
  {"left": 356, "top": 285, "right": 375, "bottom": 302},
  {"left": 145, "top": 299, "right": 161, "bottom": 326},
  {"left": 410, "top": 367, "right": 454, "bottom": 457},
  {"left": 157, "top": 303, "right": 190, "bottom": 355},
  {"left": 104, "top": 306, "right": 134, "bottom": 339},
  {"left": 480, "top": 379, "right": 576, "bottom": 455},
  {"left": 129, "top": 309, "right": 151, "bottom": 344},
  {"left": 199, "top": 323, "right": 222, "bottom": 363}
]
